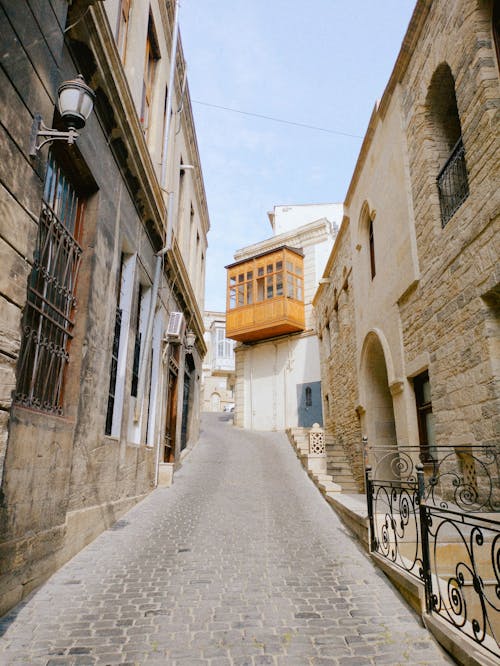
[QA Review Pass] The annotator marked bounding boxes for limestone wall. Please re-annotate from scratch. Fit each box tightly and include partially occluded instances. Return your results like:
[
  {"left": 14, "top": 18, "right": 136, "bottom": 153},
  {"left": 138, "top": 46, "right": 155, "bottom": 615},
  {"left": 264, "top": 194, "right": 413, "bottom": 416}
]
[
  {"left": 315, "top": 222, "right": 364, "bottom": 489},
  {"left": 314, "top": 0, "right": 499, "bottom": 481},
  {"left": 398, "top": 0, "right": 500, "bottom": 447},
  {"left": 0, "top": 0, "right": 208, "bottom": 615}
]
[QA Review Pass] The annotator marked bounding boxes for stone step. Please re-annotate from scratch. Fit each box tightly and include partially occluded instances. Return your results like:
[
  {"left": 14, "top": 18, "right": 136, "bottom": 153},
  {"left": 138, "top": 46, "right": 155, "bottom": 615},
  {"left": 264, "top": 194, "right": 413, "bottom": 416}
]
[
  {"left": 331, "top": 472, "right": 357, "bottom": 483},
  {"left": 318, "top": 479, "right": 342, "bottom": 494}
]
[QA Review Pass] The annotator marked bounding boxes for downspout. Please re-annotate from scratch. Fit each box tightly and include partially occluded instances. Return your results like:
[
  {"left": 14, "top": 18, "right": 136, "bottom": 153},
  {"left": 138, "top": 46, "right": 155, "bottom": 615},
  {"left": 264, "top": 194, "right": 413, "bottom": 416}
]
[
  {"left": 135, "top": 0, "right": 180, "bottom": 422},
  {"left": 155, "top": 340, "right": 170, "bottom": 486}
]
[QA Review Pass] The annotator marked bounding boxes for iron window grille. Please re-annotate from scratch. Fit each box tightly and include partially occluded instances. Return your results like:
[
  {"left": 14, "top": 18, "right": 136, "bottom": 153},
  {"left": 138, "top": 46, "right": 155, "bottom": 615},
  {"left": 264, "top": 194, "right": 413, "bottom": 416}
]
[
  {"left": 437, "top": 137, "right": 469, "bottom": 227},
  {"left": 15, "top": 154, "right": 84, "bottom": 414}
]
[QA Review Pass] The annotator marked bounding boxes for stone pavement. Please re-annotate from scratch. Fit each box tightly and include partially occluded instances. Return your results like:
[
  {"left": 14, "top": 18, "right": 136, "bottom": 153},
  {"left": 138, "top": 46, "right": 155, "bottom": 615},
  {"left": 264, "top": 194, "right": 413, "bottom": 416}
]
[{"left": 0, "top": 413, "right": 454, "bottom": 665}]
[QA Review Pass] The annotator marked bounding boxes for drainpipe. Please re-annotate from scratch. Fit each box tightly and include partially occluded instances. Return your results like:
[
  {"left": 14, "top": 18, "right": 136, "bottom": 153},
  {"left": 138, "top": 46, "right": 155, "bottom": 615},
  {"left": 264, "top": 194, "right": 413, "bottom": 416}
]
[
  {"left": 154, "top": 340, "right": 170, "bottom": 486},
  {"left": 134, "top": 0, "right": 180, "bottom": 422}
]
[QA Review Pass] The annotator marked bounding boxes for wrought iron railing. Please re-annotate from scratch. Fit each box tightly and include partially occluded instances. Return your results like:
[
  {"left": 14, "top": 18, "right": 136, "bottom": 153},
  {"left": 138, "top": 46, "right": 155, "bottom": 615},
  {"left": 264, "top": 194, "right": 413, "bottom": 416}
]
[
  {"left": 367, "top": 476, "right": 424, "bottom": 580},
  {"left": 365, "top": 443, "right": 500, "bottom": 659},
  {"left": 424, "top": 504, "right": 500, "bottom": 658},
  {"left": 437, "top": 137, "right": 469, "bottom": 227},
  {"left": 367, "top": 444, "right": 500, "bottom": 512}
]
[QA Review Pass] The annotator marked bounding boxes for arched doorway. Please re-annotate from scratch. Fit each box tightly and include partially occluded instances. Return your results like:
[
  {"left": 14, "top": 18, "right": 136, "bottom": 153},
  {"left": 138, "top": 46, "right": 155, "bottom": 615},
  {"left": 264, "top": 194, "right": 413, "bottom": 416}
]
[
  {"left": 210, "top": 392, "right": 221, "bottom": 412},
  {"left": 361, "top": 332, "right": 398, "bottom": 479}
]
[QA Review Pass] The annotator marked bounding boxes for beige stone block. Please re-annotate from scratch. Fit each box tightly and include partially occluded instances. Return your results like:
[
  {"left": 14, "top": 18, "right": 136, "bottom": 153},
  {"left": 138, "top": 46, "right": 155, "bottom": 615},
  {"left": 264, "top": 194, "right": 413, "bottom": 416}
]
[
  {"left": 0, "top": 357, "right": 16, "bottom": 410},
  {"left": 0, "top": 297, "right": 22, "bottom": 357},
  {"left": 0, "top": 184, "right": 38, "bottom": 259},
  {"left": 158, "top": 462, "right": 174, "bottom": 487},
  {"left": 0, "top": 237, "right": 30, "bottom": 307}
]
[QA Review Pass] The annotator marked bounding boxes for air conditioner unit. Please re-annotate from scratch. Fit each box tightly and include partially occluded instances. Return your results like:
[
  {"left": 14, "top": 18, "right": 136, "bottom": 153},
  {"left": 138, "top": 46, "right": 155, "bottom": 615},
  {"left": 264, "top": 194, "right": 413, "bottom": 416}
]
[{"left": 166, "top": 311, "right": 185, "bottom": 343}]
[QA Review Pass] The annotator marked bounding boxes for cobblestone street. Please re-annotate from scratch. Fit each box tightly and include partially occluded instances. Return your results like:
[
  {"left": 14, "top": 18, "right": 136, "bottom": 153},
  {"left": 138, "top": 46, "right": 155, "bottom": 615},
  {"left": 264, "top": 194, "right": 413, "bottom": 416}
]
[{"left": 0, "top": 414, "right": 453, "bottom": 665}]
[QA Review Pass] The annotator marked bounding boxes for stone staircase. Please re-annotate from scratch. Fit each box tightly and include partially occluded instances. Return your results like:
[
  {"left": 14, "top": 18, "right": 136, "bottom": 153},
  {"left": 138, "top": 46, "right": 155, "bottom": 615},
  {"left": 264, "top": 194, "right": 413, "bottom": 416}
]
[
  {"left": 286, "top": 427, "right": 341, "bottom": 497},
  {"left": 324, "top": 433, "right": 359, "bottom": 492}
]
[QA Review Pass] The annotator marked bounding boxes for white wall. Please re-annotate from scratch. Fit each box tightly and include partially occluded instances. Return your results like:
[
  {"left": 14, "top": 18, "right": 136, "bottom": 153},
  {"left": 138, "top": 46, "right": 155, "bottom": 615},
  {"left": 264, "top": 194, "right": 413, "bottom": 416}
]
[
  {"left": 269, "top": 203, "right": 343, "bottom": 235},
  {"left": 240, "top": 334, "right": 321, "bottom": 430}
]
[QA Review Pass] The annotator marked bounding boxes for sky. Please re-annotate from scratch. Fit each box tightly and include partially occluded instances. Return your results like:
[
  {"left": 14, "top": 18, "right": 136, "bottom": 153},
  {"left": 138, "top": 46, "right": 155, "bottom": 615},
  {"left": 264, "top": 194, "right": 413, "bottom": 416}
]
[{"left": 179, "top": 1, "right": 417, "bottom": 312}]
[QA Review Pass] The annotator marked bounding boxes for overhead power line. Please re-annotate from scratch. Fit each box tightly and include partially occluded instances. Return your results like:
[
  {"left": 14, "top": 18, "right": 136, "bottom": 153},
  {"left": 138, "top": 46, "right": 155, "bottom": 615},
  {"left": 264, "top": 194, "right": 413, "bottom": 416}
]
[{"left": 191, "top": 100, "right": 363, "bottom": 139}]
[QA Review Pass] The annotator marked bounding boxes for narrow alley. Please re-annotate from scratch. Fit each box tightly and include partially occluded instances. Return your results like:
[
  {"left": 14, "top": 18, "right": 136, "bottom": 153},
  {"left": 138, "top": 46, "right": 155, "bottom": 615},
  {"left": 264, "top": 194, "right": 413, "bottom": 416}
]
[{"left": 0, "top": 414, "right": 453, "bottom": 666}]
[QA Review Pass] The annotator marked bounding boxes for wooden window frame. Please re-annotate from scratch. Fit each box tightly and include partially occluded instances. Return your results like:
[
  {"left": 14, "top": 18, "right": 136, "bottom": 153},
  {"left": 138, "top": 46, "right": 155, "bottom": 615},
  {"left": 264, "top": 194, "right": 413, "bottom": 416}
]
[
  {"left": 116, "top": 0, "right": 131, "bottom": 62},
  {"left": 227, "top": 250, "right": 304, "bottom": 311},
  {"left": 141, "top": 13, "right": 160, "bottom": 135}
]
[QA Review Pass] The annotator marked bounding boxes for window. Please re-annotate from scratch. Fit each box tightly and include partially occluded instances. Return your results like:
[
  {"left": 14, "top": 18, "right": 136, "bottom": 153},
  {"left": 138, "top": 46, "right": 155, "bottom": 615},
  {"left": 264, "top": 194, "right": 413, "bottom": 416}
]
[
  {"left": 427, "top": 63, "right": 468, "bottom": 226},
  {"left": 369, "top": 218, "right": 376, "bottom": 279},
  {"left": 105, "top": 306, "right": 122, "bottom": 435},
  {"left": 105, "top": 253, "right": 136, "bottom": 437},
  {"left": 140, "top": 14, "right": 160, "bottom": 135},
  {"left": 131, "top": 285, "right": 143, "bottom": 397},
  {"left": 414, "top": 371, "right": 436, "bottom": 462},
  {"left": 215, "top": 327, "right": 233, "bottom": 359},
  {"left": 115, "top": 0, "right": 131, "bottom": 62},
  {"left": 15, "top": 153, "right": 85, "bottom": 414},
  {"left": 227, "top": 250, "right": 304, "bottom": 310},
  {"left": 305, "top": 386, "right": 312, "bottom": 408}
]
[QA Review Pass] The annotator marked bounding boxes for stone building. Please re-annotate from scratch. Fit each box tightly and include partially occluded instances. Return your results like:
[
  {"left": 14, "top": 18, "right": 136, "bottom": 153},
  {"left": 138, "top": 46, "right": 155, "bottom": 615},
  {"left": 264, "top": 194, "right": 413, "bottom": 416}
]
[
  {"left": 315, "top": 0, "right": 499, "bottom": 660},
  {"left": 226, "top": 203, "right": 342, "bottom": 431},
  {"left": 0, "top": 0, "right": 208, "bottom": 614},
  {"left": 202, "top": 311, "right": 235, "bottom": 413},
  {"left": 316, "top": 0, "right": 499, "bottom": 494}
]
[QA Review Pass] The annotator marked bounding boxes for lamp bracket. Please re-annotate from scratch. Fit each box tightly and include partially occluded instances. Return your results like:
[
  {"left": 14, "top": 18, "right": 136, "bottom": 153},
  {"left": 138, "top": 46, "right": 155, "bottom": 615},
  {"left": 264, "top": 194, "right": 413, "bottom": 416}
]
[{"left": 29, "top": 114, "right": 79, "bottom": 157}]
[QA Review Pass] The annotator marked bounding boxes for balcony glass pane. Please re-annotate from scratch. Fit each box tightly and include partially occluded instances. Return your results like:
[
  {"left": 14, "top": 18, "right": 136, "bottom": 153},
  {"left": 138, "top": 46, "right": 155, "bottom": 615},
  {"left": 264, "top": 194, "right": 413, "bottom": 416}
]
[
  {"left": 247, "top": 282, "right": 253, "bottom": 304},
  {"left": 229, "top": 287, "right": 236, "bottom": 309},
  {"left": 276, "top": 272, "right": 283, "bottom": 296},
  {"left": 257, "top": 277, "right": 265, "bottom": 301},
  {"left": 266, "top": 276, "right": 274, "bottom": 299}
]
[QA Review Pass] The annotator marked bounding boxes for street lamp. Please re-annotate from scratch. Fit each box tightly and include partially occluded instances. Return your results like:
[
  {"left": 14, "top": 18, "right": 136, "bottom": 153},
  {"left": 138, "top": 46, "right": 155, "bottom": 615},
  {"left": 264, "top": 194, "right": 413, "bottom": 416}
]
[{"left": 29, "top": 75, "right": 96, "bottom": 156}]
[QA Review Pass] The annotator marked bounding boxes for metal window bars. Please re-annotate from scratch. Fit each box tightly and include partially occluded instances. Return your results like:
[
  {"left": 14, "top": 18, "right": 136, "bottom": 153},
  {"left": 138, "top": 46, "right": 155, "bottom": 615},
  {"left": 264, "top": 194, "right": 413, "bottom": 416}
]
[
  {"left": 14, "top": 157, "right": 83, "bottom": 414},
  {"left": 437, "top": 137, "right": 469, "bottom": 227}
]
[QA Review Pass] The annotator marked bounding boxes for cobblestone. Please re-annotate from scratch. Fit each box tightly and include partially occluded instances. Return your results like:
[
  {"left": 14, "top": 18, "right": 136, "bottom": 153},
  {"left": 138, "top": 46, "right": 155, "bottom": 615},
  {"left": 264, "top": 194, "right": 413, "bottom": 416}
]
[{"left": 0, "top": 414, "right": 453, "bottom": 664}]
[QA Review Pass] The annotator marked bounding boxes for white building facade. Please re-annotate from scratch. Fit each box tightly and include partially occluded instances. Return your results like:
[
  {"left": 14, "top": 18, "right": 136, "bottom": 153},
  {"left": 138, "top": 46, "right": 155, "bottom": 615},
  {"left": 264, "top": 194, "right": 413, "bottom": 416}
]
[
  {"left": 229, "top": 204, "right": 342, "bottom": 431},
  {"left": 202, "top": 312, "right": 236, "bottom": 412}
]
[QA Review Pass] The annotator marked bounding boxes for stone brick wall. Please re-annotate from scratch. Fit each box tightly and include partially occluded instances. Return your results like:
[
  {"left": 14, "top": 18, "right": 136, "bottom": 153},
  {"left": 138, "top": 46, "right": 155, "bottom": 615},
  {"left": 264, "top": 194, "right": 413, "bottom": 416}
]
[
  {"left": 0, "top": 0, "right": 208, "bottom": 615},
  {"left": 315, "top": 222, "right": 364, "bottom": 490},
  {"left": 398, "top": 0, "right": 500, "bottom": 447}
]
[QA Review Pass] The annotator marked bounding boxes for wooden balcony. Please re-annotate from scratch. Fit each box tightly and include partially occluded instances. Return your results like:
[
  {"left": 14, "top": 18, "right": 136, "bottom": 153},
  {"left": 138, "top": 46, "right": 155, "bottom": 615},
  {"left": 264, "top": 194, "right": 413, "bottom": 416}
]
[{"left": 225, "top": 246, "right": 305, "bottom": 343}]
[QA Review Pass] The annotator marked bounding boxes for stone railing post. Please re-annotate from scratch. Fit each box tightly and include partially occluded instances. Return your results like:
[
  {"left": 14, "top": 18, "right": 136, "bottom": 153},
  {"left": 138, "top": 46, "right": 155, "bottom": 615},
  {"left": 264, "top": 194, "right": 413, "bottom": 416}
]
[
  {"left": 309, "top": 423, "right": 325, "bottom": 455},
  {"left": 307, "top": 423, "right": 327, "bottom": 476}
]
